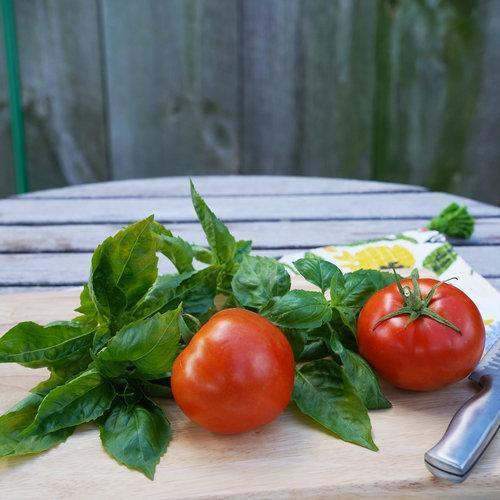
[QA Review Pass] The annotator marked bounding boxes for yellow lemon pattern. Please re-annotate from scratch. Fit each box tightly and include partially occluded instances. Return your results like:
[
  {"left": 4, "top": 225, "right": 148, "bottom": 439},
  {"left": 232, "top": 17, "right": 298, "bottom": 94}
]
[{"left": 324, "top": 244, "right": 416, "bottom": 272}]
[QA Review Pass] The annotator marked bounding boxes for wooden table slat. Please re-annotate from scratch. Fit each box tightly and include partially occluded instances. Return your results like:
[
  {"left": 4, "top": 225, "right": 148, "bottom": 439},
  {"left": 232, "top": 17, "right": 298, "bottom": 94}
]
[
  {"left": 0, "top": 218, "right": 498, "bottom": 254},
  {"left": 0, "top": 246, "right": 498, "bottom": 290},
  {"left": 20, "top": 176, "right": 427, "bottom": 199},
  {"left": 2, "top": 192, "right": 499, "bottom": 226}
]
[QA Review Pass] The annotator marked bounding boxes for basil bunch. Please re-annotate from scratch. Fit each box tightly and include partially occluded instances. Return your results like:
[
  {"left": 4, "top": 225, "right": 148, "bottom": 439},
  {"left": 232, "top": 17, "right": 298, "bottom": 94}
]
[{"left": 0, "top": 181, "right": 393, "bottom": 478}]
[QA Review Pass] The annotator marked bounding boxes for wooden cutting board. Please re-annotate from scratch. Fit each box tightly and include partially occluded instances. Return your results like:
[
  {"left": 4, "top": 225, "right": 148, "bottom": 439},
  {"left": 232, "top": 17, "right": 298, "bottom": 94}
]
[{"left": 0, "top": 284, "right": 498, "bottom": 499}]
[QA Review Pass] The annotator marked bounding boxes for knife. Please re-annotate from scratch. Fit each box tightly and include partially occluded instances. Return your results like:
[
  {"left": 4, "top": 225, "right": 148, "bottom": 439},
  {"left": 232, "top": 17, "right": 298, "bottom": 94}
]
[{"left": 424, "top": 338, "right": 500, "bottom": 482}]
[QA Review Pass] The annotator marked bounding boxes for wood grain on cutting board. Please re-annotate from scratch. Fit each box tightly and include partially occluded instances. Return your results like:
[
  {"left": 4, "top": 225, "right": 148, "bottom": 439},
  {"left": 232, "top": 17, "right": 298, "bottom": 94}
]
[{"left": 0, "top": 286, "right": 498, "bottom": 499}]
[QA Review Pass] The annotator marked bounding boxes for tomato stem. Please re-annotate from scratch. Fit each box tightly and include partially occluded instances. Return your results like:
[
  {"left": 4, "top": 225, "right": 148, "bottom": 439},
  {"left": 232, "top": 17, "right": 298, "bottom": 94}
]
[{"left": 373, "top": 268, "right": 461, "bottom": 334}]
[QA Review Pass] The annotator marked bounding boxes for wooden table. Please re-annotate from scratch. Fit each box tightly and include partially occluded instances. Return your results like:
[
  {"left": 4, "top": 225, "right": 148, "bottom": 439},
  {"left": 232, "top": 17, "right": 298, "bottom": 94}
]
[
  {"left": 0, "top": 175, "right": 499, "bottom": 293},
  {"left": 0, "top": 176, "right": 499, "bottom": 499}
]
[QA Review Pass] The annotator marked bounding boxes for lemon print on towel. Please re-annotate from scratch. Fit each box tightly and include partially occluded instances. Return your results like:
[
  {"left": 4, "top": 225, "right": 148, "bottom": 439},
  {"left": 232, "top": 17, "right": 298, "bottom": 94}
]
[{"left": 325, "top": 244, "right": 415, "bottom": 272}]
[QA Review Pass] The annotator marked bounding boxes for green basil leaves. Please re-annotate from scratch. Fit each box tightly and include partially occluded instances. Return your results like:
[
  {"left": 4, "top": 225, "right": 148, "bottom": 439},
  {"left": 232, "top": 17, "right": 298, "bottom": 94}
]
[{"left": 0, "top": 180, "right": 394, "bottom": 479}]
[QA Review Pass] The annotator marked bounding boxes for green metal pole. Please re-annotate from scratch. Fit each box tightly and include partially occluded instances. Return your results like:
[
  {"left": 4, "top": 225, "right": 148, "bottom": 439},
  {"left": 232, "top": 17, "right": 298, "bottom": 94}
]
[{"left": 1, "top": 0, "right": 28, "bottom": 193}]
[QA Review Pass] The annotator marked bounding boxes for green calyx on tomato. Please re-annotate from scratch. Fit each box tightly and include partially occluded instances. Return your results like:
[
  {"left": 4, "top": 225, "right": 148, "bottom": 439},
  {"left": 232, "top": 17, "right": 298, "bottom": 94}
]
[{"left": 373, "top": 268, "right": 461, "bottom": 334}]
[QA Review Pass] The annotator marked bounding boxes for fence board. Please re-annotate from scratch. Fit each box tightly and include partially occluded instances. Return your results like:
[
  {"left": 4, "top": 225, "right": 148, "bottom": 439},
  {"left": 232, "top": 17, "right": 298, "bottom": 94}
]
[
  {"left": 464, "top": 0, "right": 500, "bottom": 206},
  {"left": 372, "top": 0, "right": 500, "bottom": 205},
  {"left": 1, "top": 1, "right": 499, "bottom": 204},
  {"left": 9, "top": 0, "right": 108, "bottom": 192},
  {"left": 101, "top": 0, "right": 239, "bottom": 180}
]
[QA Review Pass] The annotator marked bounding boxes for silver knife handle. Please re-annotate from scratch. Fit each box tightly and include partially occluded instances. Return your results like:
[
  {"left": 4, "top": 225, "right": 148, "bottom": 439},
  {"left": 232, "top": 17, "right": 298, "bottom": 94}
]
[{"left": 425, "top": 375, "right": 500, "bottom": 482}]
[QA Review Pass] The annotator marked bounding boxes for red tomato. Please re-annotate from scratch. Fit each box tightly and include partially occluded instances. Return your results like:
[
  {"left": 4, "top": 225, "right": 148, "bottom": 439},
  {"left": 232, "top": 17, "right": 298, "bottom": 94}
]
[
  {"left": 171, "top": 308, "right": 295, "bottom": 433},
  {"left": 357, "top": 278, "right": 485, "bottom": 391}
]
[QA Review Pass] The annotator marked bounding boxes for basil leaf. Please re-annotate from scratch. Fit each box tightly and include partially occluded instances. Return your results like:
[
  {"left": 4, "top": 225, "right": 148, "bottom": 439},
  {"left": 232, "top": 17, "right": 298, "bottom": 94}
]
[
  {"left": 232, "top": 255, "right": 291, "bottom": 309},
  {"left": 191, "top": 244, "right": 213, "bottom": 264},
  {"left": 261, "top": 290, "right": 332, "bottom": 330},
  {"left": 0, "top": 321, "right": 94, "bottom": 369},
  {"left": 74, "top": 284, "right": 98, "bottom": 320},
  {"left": 141, "top": 379, "right": 172, "bottom": 399},
  {"left": 282, "top": 329, "right": 307, "bottom": 360},
  {"left": 0, "top": 394, "right": 73, "bottom": 457},
  {"left": 89, "top": 217, "right": 158, "bottom": 321},
  {"left": 156, "top": 233, "right": 194, "bottom": 274},
  {"left": 190, "top": 181, "right": 236, "bottom": 264},
  {"left": 234, "top": 239, "right": 252, "bottom": 263},
  {"left": 330, "top": 269, "right": 396, "bottom": 332},
  {"left": 304, "top": 251, "right": 324, "bottom": 260},
  {"left": 330, "top": 334, "right": 391, "bottom": 410},
  {"left": 97, "top": 308, "right": 181, "bottom": 380},
  {"left": 131, "top": 272, "right": 196, "bottom": 321},
  {"left": 294, "top": 258, "right": 343, "bottom": 293},
  {"left": 100, "top": 399, "right": 171, "bottom": 480},
  {"left": 31, "top": 354, "right": 93, "bottom": 397},
  {"left": 30, "top": 369, "right": 115, "bottom": 434},
  {"left": 293, "top": 359, "right": 377, "bottom": 451},
  {"left": 170, "top": 266, "right": 220, "bottom": 314}
]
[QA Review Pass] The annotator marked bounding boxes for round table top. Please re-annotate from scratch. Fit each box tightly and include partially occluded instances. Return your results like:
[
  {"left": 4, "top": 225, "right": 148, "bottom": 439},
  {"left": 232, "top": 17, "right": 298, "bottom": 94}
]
[{"left": 1, "top": 175, "right": 499, "bottom": 293}]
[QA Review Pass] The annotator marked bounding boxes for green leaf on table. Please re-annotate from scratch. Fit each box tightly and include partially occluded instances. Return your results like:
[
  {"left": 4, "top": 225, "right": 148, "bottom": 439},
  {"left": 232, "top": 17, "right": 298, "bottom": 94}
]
[
  {"left": 97, "top": 308, "right": 181, "bottom": 380},
  {"left": 232, "top": 255, "right": 291, "bottom": 309},
  {"left": 100, "top": 398, "right": 171, "bottom": 480},
  {"left": 0, "top": 321, "right": 94, "bottom": 369},
  {"left": 31, "top": 353, "right": 93, "bottom": 397},
  {"left": 29, "top": 369, "right": 115, "bottom": 434},
  {"left": 261, "top": 290, "right": 332, "bottom": 330},
  {"left": 293, "top": 359, "right": 377, "bottom": 451},
  {"left": 191, "top": 245, "right": 214, "bottom": 264},
  {"left": 296, "top": 326, "right": 331, "bottom": 362},
  {"left": 294, "top": 258, "right": 343, "bottom": 293},
  {"left": 141, "top": 379, "right": 172, "bottom": 399},
  {"left": 131, "top": 271, "right": 195, "bottom": 321},
  {"left": 330, "top": 269, "right": 396, "bottom": 332},
  {"left": 0, "top": 394, "right": 74, "bottom": 457},
  {"left": 171, "top": 266, "right": 221, "bottom": 315},
  {"left": 153, "top": 223, "right": 194, "bottom": 273},
  {"left": 89, "top": 217, "right": 158, "bottom": 322},
  {"left": 234, "top": 239, "right": 252, "bottom": 263},
  {"left": 132, "top": 267, "right": 219, "bottom": 319},
  {"left": 74, "top": 284, "right": 98, "bottom": 322},
  {"left": 190, "top": 181, "right": 236, "bottom": 265},
  {"left": 330, "top": 334, "right": 391, "bottom": 410}
]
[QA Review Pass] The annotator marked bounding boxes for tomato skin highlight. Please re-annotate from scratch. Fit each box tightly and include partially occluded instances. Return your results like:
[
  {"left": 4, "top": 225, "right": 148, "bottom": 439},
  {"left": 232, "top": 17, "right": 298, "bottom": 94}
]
[
  {"left": 171, "top": 308, "right": 295, "bottom": 433},
  {"left": 357, "top": 278, "right": 485, "bottom": 391}
]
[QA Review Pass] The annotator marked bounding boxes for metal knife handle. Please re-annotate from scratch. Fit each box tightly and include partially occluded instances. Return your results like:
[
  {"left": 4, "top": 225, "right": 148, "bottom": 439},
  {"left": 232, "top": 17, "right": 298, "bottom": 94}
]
[{"left": 425, "top": 375, "right": 500, "bottom": 482}]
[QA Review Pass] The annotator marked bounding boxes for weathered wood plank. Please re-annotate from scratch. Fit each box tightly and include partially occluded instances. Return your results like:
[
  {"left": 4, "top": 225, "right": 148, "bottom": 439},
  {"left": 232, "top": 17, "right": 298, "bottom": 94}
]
[
  {"left": 372, "top": 0, "right": 500, "bottom": 206},
  {"left": 1, "top": 192, "right": 498, "bottom": 224},
  {"left": 21, "top": 176, "right": 425, "bottom": 199},
  {"left": 0, "top": 246, "right": 497, "bottom": 287},
  {"left": 0, "top": 218, "right": 498, "bottom": 253},
  {"left": 9, "top": 0, "right": 108, "bottom": 191},
  {"left": 464, "top": 0, "right": 500, "bottom": 206},
  {"left": 240, "top": 0, "right": 378, "bottom": 179},
  {"left": 239, "top": 0, "right": 301, "bottom": 174},
  {"left": 101, "top": 0, "right": 239, "bottom": 179},
  {"left": 298, "top": 0, "right": 377, "bottom": 178}
]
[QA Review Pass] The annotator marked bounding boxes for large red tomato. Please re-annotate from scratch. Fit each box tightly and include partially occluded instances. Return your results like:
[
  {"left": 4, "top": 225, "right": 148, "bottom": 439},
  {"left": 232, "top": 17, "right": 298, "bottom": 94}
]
[
  {"left": 357, "top": 277, "right": 485, "bottom": 391},
  {"left": 171, "top": 308, "right": 295, "bottom": 433}
]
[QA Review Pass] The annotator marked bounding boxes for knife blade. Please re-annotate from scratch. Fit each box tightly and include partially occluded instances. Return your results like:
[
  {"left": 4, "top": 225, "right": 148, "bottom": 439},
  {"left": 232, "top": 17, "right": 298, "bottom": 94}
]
[{"left": 424, "top": 338, "right": 500, "bottom": 482}]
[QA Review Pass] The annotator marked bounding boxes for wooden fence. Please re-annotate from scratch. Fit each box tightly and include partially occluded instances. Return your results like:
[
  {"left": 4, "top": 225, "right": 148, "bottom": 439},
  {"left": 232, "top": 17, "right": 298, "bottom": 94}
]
[{"left": 1, "top": 0, "right": 499, "bottom": 204}]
